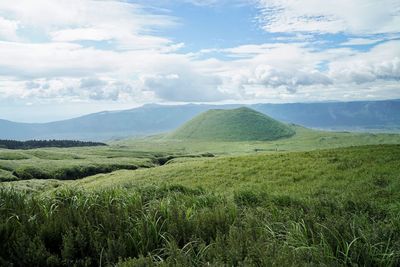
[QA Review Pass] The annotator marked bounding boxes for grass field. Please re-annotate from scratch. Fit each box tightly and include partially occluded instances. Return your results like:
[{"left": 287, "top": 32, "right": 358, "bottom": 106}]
[
  {"left": 3, "top": 127, "right": 399, "bottom": 184},
  {"left": 0, "top": 147, "right": 157, "bottom": 182},
  {"left": 1, "top": 127, "right": 400, "bottom": 266},
  {"left": 0, "top": 144, "right": 216, "bottom": 185},
  {"left": 1, "top": 144, "right": 400, "bottom": 266},
  {"left": 73, "top": 145, "right": 400, "bottom": 206},
  {"left": 116, "top": 126, "right": 400, "bottom": 154}
]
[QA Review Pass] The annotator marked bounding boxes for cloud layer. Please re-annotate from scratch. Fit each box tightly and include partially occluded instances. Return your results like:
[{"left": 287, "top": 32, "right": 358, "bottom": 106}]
[
  {"left": 0, "top": 0, "right": 399, "bottom": 114},
  {"left": 257, "top": 0, "right": 400, "bottom": 34}
]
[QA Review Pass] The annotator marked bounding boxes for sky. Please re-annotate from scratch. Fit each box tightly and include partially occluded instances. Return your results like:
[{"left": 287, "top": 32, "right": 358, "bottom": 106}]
[{"left": 0, "top": 0, "right": 399, "bottom": 122}]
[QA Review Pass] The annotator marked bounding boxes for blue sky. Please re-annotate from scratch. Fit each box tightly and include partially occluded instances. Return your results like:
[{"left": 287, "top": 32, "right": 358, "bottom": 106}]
[
  {"left": 0, "top": 0, "right": 399, "bottom": 122},
  {"left": 159, "top": 2, "right": 264, "bottom": 52}
]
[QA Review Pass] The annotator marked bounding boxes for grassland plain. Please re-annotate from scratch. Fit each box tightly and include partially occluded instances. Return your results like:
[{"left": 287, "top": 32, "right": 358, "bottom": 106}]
[
  {"left": 0, "top": 145, "right": 214, "bottom": 184},
  {"left": 117, "top": 125, "right": 400, "bottom": 154},
  {"left": 3, "top": 124, "right": 400, "bottom": 185},
  {"left": 1, "top": 144, "right": 400, "bottom": 266},
  {"left": 0, "top": 144, "right": 217, "bottom": 194},
  {"left": 73, "top": 145, "right": 400, "bottom": 207},
  {"left": 0, "top": 146, "right": 156, "bottom": 183}
]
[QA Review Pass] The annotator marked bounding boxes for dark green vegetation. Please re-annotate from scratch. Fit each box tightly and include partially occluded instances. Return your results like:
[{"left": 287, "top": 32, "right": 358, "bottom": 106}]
[
  {"left": 0, "top": 139, "right": 106, "bottom": 149},
  {"left": 1, "top": 99, "right": 399, "bottom": 141},
  {"left": 1, "top": 145, "right": 400, "bottom": 266},
  {"left": 168, "top": 107, "right": 295, "bottom": 141}
]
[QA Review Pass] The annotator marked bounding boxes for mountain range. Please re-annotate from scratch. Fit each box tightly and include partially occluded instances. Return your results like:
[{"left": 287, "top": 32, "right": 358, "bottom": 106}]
[{"left": 1, "top": 99, "right": 399, "bottom": 141}]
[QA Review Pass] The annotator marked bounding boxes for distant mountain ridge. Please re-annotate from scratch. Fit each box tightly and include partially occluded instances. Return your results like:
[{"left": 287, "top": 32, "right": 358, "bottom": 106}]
[
  {"left": 252, "top": 99, "right": 400, "bottom": 130},
  {"left": 168, "top": 107, "right": 295, "bottom": 141},
  {"left": 1, "top": 99, "right": 399, "bottom": 141}
]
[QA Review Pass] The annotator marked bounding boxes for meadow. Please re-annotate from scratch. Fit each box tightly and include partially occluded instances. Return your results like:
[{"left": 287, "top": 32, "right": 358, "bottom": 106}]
[
  {"left": 0, "top": 145, "right": 216, "bottom": 185},
  {"left": 0, "top": 147, "right": 155, "bottom": 183},
  {"left": 117, "top": 126, "right": 400, "bottom": 154},
  {"left": 1, "top": 128, "right": 400, "bottom": 266}
]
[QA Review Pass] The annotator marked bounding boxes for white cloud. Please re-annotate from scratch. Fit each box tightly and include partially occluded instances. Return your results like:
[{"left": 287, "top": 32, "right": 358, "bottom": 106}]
[
  {"left": 257, "top": 0, "right": 400, "bottom": 34},
  {"left": 1, "top": 35, "right": 399, "bottom": 104},
  {"left": 0, "top": 17, "right": 20, "bottom": 41},
  {"left": 80, "top": 77, "right": 108, "bottom": 88},
  {"left": 340, "top": 34, "right": 400, "bottom": 46},
  {"left": 0, "top": 0, "right": 399, "bottom": 109},
  {"left": 1, "top": 39, "right": 399, "bottom": 104},
  {"left": 193, "top": 41, "right": 400, "bottom": 101},
  {"left": 0, "top": 77, "right": 149, "bottom": 103},
  {"left": 329, "top": 40, "right": 400, "bottom": 83},
  {"left": 0, "top": 41, "right": 117, "bottom": 78},
  {"left": 51, "top": 28, "right": 113, "bottom": 42},
  {"left": 247, "top": 65, "right": 331, "bottom": 92},
  {"left": 142, "top": 0, "right": 248, "bottom": 7},
  {"left": 0, "top": 0, "right": 177, "bottom": 50},
  {"left": 141, "top": 71, "right": 227, "bottom": 102}
]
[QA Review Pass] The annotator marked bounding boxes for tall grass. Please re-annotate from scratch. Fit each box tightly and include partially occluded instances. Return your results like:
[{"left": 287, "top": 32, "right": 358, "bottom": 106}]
[{"left": 1, "top": 185, "right": 399, "bottom": 266}]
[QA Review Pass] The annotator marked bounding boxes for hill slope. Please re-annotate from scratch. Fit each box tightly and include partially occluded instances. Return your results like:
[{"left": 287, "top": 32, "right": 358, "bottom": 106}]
[
  {"left": 74, "top": 145, "right": 400, "bottom": 205},
  {"left": 168, "top": 107, "right": 295, "bottom": 141}
]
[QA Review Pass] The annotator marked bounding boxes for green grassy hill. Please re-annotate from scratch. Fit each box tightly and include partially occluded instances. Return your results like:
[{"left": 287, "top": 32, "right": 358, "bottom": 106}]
[{"left": 168, "top": 107, "right": 295, "bottom": 141}]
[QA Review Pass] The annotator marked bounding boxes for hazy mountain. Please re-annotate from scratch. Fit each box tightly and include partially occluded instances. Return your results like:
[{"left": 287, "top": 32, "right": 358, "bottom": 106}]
[
  {"left": 251, "top": 99, "right": 400, "bottom": 130},
  {"left": 0, "top": 100, "right": 399, "bottom": 141},
  {"left": 0, "top": 104, "right": 220, "bottom": 141}
]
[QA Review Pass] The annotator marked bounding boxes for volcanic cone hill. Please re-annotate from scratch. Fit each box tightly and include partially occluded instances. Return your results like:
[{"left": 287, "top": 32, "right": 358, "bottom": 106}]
[{"left": 168, "top": 107, "right": 296, "bottom": 141}]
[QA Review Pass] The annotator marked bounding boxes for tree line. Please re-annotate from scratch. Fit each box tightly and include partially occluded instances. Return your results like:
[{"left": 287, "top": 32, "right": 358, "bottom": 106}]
[{"left": 0, "top": 139, "right": 107, "bottom": 149}]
